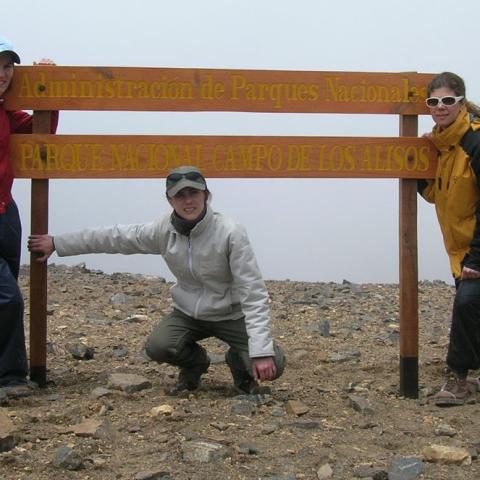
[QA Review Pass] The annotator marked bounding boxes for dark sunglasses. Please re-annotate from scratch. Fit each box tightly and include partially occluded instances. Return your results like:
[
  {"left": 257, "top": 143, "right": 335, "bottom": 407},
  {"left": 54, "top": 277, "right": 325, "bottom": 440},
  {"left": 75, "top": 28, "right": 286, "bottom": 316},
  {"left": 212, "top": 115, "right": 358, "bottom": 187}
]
[
  {"left": 425, "top": 95, "right": 464, "bottom": 108},
  {"left": 166, "top": 171, "right": 204, "bottom": 186}
]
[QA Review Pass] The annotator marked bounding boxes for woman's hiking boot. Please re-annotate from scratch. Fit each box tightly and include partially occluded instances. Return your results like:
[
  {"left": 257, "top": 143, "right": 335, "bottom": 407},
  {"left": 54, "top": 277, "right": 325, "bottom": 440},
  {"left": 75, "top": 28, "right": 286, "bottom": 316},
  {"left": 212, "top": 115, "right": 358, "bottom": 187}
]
[
  {"left": 171, "top": 357, "right": 210, "bottom": 394},
  {"left": 434, "top": 371, "right": 476, "bottom": 406}
]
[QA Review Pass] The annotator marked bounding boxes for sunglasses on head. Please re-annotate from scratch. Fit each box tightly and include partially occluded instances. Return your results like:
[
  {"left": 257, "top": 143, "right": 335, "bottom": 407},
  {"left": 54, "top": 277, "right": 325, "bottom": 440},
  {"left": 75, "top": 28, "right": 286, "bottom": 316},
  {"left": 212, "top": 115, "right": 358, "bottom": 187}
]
[
  {"left": 166, "top": 171, "right": 204, "bottom": 186},
  {"left": 425, "top": 95, "right": 464, "bottom": 108}
]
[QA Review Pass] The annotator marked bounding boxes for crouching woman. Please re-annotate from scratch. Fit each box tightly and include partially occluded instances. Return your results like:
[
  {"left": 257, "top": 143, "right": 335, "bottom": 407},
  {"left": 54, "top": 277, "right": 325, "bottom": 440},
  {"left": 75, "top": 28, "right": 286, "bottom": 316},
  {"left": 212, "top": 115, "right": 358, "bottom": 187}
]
[{"left": 28, "top": 166, "right": 285, "bottom": 394}]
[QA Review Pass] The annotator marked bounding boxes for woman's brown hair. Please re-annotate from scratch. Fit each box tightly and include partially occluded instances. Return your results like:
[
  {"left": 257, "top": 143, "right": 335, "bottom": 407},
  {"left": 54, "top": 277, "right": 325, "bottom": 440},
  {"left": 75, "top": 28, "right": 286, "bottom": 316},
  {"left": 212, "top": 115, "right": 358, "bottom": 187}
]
[{"left": 428, "top": 72, "right": 480, "bottom": 117}]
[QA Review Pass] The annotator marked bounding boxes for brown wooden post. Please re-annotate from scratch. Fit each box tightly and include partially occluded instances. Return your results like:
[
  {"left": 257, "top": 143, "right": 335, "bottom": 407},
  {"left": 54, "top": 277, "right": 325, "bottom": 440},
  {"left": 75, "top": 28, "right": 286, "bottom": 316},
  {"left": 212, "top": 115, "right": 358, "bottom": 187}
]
[
  {"left": 29, "top": 111, "right": 51, "bottom": 387},
  {"left": 399, "top": 115, "right": 419, "bottom": 398}
]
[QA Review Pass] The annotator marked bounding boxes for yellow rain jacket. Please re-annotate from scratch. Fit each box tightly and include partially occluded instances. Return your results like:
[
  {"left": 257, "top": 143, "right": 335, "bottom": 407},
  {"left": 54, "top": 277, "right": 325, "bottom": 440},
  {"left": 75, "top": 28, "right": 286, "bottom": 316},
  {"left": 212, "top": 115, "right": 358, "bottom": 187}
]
[{"left": 421, "top": 107, "right": 480, "bottom": 279}]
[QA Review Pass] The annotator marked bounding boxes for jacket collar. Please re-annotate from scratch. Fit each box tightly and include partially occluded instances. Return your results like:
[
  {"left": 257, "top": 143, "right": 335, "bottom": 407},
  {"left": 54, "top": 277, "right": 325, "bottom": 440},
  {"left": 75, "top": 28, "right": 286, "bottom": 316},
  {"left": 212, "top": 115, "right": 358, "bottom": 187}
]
[
  {"left": 190, "top": 205, "right": 213, "bottom": 236},
  {"left": 431, "top": 106, "right": 471, "bottom": 152},
  {"left": 168, "top": 205, "right": 213, "bottom": 236}
]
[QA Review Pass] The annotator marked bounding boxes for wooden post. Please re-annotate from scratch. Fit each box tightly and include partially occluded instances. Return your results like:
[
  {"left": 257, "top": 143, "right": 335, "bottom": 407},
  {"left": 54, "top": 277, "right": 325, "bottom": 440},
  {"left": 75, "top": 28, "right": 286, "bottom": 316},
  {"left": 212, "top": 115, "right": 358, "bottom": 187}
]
[
  {"left": 29, "top": 111, "right": 51, "bottom": 387},
  {"left": 399, "top": 114, "right": 419, "bottom": 398}
]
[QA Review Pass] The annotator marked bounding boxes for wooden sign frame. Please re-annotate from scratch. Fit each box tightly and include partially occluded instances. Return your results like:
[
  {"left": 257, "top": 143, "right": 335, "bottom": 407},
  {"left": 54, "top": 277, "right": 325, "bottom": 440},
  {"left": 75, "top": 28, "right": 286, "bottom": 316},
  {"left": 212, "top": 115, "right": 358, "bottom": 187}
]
[{"left": 7, "top": 66, "right": 436, "bottom": 398}]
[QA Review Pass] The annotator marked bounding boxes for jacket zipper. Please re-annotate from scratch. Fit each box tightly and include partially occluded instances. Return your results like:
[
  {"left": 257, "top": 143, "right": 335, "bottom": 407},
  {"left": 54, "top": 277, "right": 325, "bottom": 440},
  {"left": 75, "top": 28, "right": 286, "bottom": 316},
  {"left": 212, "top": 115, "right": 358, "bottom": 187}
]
[{"left": 188, "top": 236, "right": 203, "bottom": 318}]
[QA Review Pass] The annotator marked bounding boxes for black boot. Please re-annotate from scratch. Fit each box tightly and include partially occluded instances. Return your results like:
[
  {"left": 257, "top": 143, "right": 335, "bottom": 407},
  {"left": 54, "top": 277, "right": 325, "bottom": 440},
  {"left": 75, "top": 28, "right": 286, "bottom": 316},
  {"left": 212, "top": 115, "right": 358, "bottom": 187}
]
[{"left": 171, "top": 357, "right": 211, "bottom": 394}]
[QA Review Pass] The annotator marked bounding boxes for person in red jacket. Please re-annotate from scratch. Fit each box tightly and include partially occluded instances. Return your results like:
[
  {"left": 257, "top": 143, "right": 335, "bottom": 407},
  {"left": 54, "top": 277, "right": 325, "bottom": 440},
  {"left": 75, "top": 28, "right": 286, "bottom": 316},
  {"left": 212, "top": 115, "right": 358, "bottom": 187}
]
[{"left": 0, "top": 35, "right": 58, "bottom": 397}]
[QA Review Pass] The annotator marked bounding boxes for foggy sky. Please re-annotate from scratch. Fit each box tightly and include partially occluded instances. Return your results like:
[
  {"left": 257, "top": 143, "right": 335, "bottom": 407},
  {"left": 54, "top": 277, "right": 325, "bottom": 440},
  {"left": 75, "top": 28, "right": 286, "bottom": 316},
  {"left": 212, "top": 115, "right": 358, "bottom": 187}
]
[{"left": 4, "top": 0, "right": 479, "bottom": 284}]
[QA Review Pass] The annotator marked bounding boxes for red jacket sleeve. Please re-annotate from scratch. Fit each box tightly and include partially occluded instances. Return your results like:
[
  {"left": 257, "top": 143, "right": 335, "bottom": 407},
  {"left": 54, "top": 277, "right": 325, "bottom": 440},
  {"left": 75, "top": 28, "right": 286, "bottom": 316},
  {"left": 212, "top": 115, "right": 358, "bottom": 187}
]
[{"left": 8, "top": 110, "right": 59, "bottom": 134}]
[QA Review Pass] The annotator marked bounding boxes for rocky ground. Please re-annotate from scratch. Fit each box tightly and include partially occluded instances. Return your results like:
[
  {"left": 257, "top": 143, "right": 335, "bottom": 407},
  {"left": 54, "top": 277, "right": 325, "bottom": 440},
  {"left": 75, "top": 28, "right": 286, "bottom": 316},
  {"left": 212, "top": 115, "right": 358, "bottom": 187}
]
[{"left": 1, "top": 264, "right": 480, "bottom": 480}]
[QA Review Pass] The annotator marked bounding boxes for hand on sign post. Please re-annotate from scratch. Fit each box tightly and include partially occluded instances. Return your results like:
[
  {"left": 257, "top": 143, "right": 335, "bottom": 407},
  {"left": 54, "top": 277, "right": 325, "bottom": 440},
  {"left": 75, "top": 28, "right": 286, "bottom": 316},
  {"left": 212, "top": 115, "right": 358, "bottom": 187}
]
[
  {"left": 28, "top": 234, "right": 55, "bottom": 262},
  {"left": 33, "top": 58, "right": 56, "bottom": 66},
  {"left": 252, "top": 356, "right": 277, "bottom": 381},
  {"left": 422, "top": 132, "right": 433, "bottom": 141}
]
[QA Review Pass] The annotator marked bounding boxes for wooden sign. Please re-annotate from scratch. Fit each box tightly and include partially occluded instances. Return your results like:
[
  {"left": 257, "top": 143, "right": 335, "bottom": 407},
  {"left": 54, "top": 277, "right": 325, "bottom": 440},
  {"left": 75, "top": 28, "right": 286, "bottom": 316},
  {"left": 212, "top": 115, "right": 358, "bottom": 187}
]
[
  {"left": 10, "top": 134, "right": 437, "bottom": 179},
  {"left": 7, "top": 67, "right": 435, "bottom": 398},
  {"left": 4, "top": 66, "right": 434, "bottom": 114}
]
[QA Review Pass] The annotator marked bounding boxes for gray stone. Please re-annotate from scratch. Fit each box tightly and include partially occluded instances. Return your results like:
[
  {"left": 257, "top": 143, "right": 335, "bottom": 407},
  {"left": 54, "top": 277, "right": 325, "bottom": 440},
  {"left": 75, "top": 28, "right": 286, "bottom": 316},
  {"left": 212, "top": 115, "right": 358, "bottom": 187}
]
[
  {"left": 236, "top": 442, "right": 260, "bottom": 455},
  {"left": 434, "top": 423, "right": 457, "bottom": 437},
  {"left": 261, "top": 422, "right": 279, "bottom": 434},
  {"left": 90, "top": 387, "right": 113, "bottom": 399},
  {"left": 112, "top": 345, "right": 128, "bottom": 358},
  {"left": 52, "top": 445, "right": 83, "bottom": 470},
  {"left": 0, "top": 389, "right": 8, "bottom": 406},
  {"left": 182, "top": 439, "right": 232, "bottom": 463},
  {"left": 209, "top": 353, "right": 226, "bottom": 365},
  {"left": 321, "top": 319, "right": 331, "bottom": 337},
  {"left": 109, "top": 292, "right": 133, "bottom": 305},
  {"left": 388, "top": 457, "right": 423, "bottom": 480},
  {"left": 270, "top": 406, "right": 285, "bottom": 417},
  {"left": 125, "top": 314, "right": 149, "bottom": 323},
  {"left": 87, "top": 316, "right": 113, "bottom": 326},
  {"left": 230, "top": 400, "right": 254, "bottom": 416},
  {"left": 288, "top": 420, "right": 322, "bottom": 429},
  {"left": 353, "top": 465, "right": 388, "bottom": 479},
  {"left": 234, "top": 393, "right": 270, "bottom": 406},
  {"left": 108, "top": 373, "right": 152, "bottom": 393},
  {"left": 317, "top": 463, "right": 333, "bottom": 479},
  {"left": 68, "top": 343, "right": 94, "bottom": 360},
  {"left": 468, "top": 447, "right": 478, "bottom": 460},
  {"left": 328, "top": 352, "right": 356, "bottom": 363},
  {"left": 134, "top": 470, "right": 171, "bottom": 480},
  {"left": 348, "top": 394, "right": 374, "bottom": 415}
]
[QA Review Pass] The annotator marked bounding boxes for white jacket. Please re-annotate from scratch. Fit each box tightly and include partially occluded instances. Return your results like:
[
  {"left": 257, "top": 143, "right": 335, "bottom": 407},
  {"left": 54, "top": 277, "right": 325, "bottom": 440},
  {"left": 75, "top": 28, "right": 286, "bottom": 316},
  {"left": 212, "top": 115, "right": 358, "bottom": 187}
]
[{"left": 54, "top": 206, "right": 274, "bottom": 358}]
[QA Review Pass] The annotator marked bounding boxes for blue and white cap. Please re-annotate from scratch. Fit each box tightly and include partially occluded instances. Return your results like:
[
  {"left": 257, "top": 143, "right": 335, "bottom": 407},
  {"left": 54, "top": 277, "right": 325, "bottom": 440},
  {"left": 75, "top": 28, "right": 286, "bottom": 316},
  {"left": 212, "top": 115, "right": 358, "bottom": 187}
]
[{"left": 0, "top": 36, "right": 20, "bottom": 64}]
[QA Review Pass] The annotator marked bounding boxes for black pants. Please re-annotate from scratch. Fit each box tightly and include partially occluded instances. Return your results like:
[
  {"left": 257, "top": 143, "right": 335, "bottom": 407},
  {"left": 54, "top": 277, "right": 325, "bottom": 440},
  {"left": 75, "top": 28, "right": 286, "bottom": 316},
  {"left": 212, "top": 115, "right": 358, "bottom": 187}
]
[
  {"left": 0, "top": 201, "right": 28, "bottom": 385},
  {"left": 446, "top": 278, "right": 480, "bottom": 377}
]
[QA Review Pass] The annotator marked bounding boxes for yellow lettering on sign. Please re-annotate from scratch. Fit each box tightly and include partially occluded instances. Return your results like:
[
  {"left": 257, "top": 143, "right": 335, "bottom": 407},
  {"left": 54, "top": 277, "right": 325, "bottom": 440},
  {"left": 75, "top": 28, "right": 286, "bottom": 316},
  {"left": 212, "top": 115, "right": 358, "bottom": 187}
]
[
  {"left": 287, "top": 145, "right": 311, "bottom": 171},
  {"left": 200, "top": 76, "right": 225, "bottom": 100},
  {"left": 15, "top": 141, "right": 431, "bottom": 176},
  {"left": 325, "top": 77, "right": 411, "bottom": 103},
  {"left": 18, "top": 73, "right": 195, "bottom": 100},
  {"left": 229, "top": 74, "right": 319, "bottom": 108}
]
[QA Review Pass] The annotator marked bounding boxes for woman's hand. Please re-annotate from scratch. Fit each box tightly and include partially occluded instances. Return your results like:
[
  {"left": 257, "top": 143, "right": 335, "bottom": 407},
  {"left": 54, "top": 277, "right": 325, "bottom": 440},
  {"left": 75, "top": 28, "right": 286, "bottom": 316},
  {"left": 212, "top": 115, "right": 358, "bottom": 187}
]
[
  {"left": 28, "top": 234, "right": 55, "bottom": 262},
  {"left": 461, "top": 266, "right": 480, "bottom": 280},
  {"left": 251, "top": 356, "right": 277, "bottom": 381},
  {"left": 422, "top": 132, "right": 433, "bottom": 141},
  {"left": 33, "top": 58, "right": 56, "bottom": 66}
]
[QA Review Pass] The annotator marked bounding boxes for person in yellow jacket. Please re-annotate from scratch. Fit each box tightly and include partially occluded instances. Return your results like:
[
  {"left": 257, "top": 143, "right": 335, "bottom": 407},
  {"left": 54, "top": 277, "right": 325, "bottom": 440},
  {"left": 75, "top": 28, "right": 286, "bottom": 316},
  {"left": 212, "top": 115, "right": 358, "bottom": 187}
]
[{"left": 419, "top": 72, "right": 480, "bottom": 406}]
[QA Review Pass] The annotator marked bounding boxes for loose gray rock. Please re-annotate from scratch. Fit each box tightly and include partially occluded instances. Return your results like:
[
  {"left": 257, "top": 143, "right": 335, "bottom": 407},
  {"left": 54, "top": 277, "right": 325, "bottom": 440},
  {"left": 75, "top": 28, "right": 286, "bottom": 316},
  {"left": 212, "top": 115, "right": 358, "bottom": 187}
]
[
  {"left": 52, "top": 445, "right": 83, "bottom": 470},
  {"left": 388, "top": 457, "right": 423, "bottom": 480},
  {"left": 236, "top": 442, "right": 260, "bottom": 455},
  {"left": 230, "top": 399, "right": 255, "bottom": 416},
  {"left": 209, "top": 353, "right": 226, "bottom": 365},
  {"left": 348, "top": 394, "right": 374, "bottom": 415},
  {"left": 182, "top": 439, "right": 232, "bottom": 463},
  {"left": 288, "top": 420, "right": 322, "bottom": 430},
  {"left": 328, "top": 352, "right": 358, "bottom": 363},
  {"left": 107, "top": 373, "right": 152, "bottom": 393},
  {"left": 68, "top": 343, "right": 94, "bottom": 360},
  {"left": 434, "top": 423, "right": 457, "bottom": 437},
  {"left": 109, "top": 292, "right": 133, "bottom": 305},
  {"left": 112, "top": 345, "right": 128, "bottom": 358},
  {"left": 124, "top": 314, "right": 149, "bottom": 323},
  {"left": 90, "top": 387, "right": 113, "bottom": 399},
  {"left": 134, "top": 470, "right": 171, "bottom": 480},
  {"left": 352, "top": 465, "right": 388, "bottom": 479}
]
